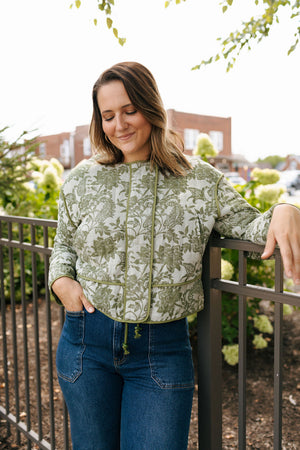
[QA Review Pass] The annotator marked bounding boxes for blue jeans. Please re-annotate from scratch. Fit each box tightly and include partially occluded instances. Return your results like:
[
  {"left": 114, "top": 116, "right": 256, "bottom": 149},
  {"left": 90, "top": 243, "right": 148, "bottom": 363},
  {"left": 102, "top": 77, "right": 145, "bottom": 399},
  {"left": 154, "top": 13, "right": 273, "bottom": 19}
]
[{"left": 56, "top": 309, "right": 195, "bottom": 450}]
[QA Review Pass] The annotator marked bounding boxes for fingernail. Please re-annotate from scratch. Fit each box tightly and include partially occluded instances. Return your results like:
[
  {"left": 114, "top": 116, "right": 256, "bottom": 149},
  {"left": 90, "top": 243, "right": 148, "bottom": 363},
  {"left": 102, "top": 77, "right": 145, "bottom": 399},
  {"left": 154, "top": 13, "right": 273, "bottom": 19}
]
[{"left": 87, "top": 306, "right": 94, "bottom": 313}]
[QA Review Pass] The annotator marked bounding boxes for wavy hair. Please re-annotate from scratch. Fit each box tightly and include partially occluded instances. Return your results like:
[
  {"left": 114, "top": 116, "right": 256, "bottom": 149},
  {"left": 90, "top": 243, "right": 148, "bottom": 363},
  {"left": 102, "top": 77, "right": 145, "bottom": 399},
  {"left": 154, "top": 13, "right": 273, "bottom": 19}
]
[{"left": 89, "top": 61, "right": 191, "bottom": 176}]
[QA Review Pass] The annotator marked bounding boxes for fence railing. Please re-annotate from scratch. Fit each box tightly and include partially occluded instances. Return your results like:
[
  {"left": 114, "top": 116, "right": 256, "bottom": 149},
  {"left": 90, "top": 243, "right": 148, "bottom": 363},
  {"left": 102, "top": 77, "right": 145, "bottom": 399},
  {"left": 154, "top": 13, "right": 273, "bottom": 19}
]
[
  {"left": 0, "top": 214, "right": 70, "bottom": 450},
  {"left": 0, "top": 215, "right": 300, "bottom": 449},
  {"left": 198, "top": 232, "right": 300, "bottom": 449}
]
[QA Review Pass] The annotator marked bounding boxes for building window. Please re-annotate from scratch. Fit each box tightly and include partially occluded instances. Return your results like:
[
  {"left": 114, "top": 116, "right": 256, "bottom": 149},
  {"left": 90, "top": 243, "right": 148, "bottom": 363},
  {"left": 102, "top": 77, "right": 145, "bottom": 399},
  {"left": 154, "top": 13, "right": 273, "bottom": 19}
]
[
  {"left": 209, "top": 131, "right": 223, "bottom": 152},
  {"left": 60, "top": 139, "right": 70, "bottom": 166},
  {"left": 184, "top": 129, "right": 200, "bottom": 150},
  {"left": 83, "top": 137, "right": 91, "bottom": 156},
  {"left": 39, "top": 143, "right": 46, "bottom": 158}
]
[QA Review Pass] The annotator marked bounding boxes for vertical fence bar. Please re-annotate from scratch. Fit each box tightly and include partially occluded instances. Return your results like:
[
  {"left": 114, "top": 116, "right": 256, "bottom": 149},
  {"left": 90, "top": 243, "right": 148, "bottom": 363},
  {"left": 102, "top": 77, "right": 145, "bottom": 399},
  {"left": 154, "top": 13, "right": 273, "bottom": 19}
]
[
  {"left": 197, "top": 236, "right": 222, "bottom": 449},
  {"left": 30, "top": 224, "right": 43, "bottom": 440},
  {"left": 0, "top": 220, "right": 10, "bottom": 438},
  {"left": 43, "top": 225, "right": 56, "bottom": 449},
  {"left": 238, "top": 250, "right": 247, "bottom": 450},
  {"left": 274, "top": 251, "right": 283, "bottom": 450},
  {"left": 59, "top": 306, "right": 70, "bottom": 450},
  {"left": 19, "top": 222, "right": 32, "bottom": 450},
  {"left": 8, "top": 222, "right": 21, "bottom": 445}
]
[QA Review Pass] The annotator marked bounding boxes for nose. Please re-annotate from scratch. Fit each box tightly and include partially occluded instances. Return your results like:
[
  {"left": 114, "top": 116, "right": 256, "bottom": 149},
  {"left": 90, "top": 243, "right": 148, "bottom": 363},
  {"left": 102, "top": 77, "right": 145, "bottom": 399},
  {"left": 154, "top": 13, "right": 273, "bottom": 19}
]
[{"left": 115, "top": 113, "right": 128, "bottom": 131}]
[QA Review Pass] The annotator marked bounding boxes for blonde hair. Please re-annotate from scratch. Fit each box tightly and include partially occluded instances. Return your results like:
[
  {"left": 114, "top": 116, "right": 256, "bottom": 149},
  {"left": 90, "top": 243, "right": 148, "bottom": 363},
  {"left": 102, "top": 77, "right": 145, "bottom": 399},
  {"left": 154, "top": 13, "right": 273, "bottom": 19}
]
[{"left": 89, "top": 61, "right": 191, "bottom": 176}]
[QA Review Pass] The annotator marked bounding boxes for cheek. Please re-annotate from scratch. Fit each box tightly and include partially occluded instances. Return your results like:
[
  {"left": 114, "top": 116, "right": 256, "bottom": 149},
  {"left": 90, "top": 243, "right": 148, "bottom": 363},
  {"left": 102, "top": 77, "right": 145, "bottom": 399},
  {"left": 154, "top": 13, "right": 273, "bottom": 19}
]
[
  {"left": 102, "top": 120, "right": 113, "bottom": 137},
  {"left": 138, "top": 117, "right": 152, "bottom": 137}
]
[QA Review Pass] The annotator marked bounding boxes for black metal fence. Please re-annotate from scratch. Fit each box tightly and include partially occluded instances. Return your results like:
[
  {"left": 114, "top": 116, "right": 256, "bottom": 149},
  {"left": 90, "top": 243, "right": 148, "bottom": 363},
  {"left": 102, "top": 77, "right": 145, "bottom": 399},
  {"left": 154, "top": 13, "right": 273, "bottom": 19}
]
[
  {"left": 0, "top": 215, "right": 300, "bottom": 449},
  {"left": 198, "top": 233, "right": 300, "bottom": 449},
  {"left": 0, "top": 215, "right": 70, "bottom": 449}
]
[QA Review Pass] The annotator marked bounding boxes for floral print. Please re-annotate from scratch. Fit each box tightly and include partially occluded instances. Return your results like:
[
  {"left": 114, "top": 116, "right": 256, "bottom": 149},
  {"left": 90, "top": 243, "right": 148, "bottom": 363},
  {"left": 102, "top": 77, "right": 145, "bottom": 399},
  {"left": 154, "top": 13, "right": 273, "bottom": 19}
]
[{"left": 49, "top": 156, "right": 273, "bottom": 323}]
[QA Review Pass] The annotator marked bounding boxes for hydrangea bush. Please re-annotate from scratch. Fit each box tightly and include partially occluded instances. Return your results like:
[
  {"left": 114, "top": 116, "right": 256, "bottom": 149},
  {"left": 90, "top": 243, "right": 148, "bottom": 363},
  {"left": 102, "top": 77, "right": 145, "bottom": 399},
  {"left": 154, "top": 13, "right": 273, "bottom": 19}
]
[
  {"left": 1, "top": 157, "right": 63, "bottom": 301},
  {"left": 220, "top": 167, "right": 296, "bottom": 365},
  {"left": 188, "top": 165, "right": 297, "bottom": 365}
]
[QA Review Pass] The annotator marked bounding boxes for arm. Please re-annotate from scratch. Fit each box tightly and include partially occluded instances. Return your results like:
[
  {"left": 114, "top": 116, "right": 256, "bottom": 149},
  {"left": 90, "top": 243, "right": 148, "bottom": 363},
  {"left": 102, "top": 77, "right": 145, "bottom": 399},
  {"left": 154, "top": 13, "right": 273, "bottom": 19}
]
[
  {"left": 214, "top": 176, "right": 300, "bottom": 285},
  {"left": 49, "top": 189, "right": 95, "bottom": 312},
  {"left": 261, "top": 203, "right": 300, "bottom": 285}
]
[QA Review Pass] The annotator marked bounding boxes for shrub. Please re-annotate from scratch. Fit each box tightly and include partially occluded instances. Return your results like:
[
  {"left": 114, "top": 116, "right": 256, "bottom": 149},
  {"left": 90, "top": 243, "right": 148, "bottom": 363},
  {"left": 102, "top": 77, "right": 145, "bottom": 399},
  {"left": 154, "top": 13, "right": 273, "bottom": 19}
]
[
  {"left": 219, "top": 167, "right": 296, "bottom": 365},
  {"left": 1, "top": 131, "right": 63, "bottom": 302}
]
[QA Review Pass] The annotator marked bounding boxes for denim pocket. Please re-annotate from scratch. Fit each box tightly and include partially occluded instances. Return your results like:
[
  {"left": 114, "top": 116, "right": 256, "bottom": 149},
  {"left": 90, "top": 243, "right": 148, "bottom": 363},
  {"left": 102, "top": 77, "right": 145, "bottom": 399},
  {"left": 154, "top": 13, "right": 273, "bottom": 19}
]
[
  {"left": 56, "top": 310, "right": 86, "bottom": 383},
  {"left": 149, "top": 319, "right": 195, "bottom": 389}
]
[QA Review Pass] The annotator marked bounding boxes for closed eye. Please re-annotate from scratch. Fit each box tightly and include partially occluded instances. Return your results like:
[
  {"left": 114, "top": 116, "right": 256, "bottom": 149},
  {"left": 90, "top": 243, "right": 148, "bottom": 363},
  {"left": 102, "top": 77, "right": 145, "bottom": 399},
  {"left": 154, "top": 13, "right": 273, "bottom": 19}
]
[
  {"left": 126, "top": 109, "right": 137, "bottom": 115},
  {"left": 103, "top": 109, "right": 137, "bottom": 122}
]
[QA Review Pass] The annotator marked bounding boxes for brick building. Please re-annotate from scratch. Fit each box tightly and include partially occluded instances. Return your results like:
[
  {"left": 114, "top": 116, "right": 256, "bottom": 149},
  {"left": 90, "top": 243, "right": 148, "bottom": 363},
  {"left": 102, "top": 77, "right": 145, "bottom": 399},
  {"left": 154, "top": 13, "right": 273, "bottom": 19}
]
[
  {"left": 167, "top": 109, "right": 231, "bottom": 156},
  {"left": 280, "top": 155, "right": 300, "bottom": 171},
  {"left": 36, "top": 109, "right": 237, "bottom": 172}
]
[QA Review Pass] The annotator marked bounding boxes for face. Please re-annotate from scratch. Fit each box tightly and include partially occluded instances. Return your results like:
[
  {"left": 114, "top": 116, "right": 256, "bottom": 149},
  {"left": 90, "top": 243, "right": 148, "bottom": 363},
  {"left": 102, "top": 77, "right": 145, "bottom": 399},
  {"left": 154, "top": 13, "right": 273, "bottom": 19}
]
[{"left": 97, "top": 80, "right": 152, "bottom": 163}]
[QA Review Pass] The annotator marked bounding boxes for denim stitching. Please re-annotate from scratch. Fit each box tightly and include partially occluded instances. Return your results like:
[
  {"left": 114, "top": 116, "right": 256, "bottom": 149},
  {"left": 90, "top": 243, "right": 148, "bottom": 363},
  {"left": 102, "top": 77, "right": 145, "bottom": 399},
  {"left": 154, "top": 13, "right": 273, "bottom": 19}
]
[
  {"left": 148, "top": 323, "right": 194, "bottom": 390},
  {"left": 57, "top": 310, "right": 86, "bottom": 383}
]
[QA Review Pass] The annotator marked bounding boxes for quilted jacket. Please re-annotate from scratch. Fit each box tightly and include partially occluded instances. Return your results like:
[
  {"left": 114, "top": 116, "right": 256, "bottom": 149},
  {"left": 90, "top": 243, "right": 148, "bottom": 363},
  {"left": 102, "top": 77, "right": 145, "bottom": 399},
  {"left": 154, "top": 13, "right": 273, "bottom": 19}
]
[{"left": 48, "top": 155, "right": 273, "bottom": 323}]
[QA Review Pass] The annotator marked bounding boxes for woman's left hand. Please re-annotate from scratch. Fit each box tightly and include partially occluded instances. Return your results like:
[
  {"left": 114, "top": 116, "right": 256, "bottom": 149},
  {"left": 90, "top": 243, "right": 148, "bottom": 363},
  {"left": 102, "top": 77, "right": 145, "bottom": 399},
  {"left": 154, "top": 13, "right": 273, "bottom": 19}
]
[{"left": 261, "top": 204, "right": 300, "bottom": 285}]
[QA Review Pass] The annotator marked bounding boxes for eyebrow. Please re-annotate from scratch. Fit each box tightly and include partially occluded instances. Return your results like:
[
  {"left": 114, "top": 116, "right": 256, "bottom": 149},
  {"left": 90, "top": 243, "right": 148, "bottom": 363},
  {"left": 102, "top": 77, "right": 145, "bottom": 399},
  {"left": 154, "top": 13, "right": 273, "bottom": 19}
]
[{"left": 101, "top": 103, "right": 134, "bottom": 114}]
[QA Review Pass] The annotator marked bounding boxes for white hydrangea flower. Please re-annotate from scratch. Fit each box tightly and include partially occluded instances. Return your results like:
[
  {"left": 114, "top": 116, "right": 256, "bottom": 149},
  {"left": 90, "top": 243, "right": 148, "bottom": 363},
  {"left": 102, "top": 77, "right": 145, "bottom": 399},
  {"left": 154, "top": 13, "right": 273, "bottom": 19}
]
[
  {"left": 30, "top": 158, "right": 51, "bottom": 173},
  {"left": 23, "top": 181, "right": 35, "bottom": 192},
  {"left": 40, "top": 166, "right": 62, "bottom": 189},
  {"left": 253, "top": 334, "right": 268, "bottom": 349},
  {"left": 253, "top": 314, "right": 273, "bottom": 334},
  {"left": 50, "top": 158, "right": 64, "bottom": 177},
  {"left": 221, "top": 259, "right": 234, "bottom": 280},
  {"left": 251, "top": 167, "right": 280, "bottom": 185},
  {"left": 222, "top": 344, "right": 239, "bottom": 366},
  {"left": 31, "top": 170, "right": 44, "bottom": 185},
  {"left": 283, "top": 304, "right": 293, "bottom": 315},
  {"left": 193, "top": 133, "right": 218, "bottom": 158},
  {"left": 255, "top": 184, "right": 286, "bottom": 205}
]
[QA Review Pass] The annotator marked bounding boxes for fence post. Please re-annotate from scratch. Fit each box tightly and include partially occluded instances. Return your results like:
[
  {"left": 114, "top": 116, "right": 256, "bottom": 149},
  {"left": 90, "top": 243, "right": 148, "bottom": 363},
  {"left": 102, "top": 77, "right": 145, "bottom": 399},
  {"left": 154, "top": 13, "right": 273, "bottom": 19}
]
[{"left": 197, "top": 235, "right": 222, "bottom": 449}]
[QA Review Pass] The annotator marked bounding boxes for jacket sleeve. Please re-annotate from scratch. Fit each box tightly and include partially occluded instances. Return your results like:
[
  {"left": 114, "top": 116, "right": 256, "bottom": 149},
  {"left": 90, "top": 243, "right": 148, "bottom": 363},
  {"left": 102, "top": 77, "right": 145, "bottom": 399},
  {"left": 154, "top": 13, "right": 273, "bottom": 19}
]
[
  {"left": 213, "top": 175, "right": 274, "bottom": 244},
  {"left": 48, "top": 189, "right": 78, "bottom": 302}
]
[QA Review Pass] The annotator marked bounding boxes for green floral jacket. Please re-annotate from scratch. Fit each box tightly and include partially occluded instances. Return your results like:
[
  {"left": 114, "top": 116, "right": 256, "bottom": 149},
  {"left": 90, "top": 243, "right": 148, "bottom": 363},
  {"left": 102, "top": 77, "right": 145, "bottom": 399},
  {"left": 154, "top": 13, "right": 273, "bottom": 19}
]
[{"left": 48, "top": 156, "right": 273, "bottom": 323}]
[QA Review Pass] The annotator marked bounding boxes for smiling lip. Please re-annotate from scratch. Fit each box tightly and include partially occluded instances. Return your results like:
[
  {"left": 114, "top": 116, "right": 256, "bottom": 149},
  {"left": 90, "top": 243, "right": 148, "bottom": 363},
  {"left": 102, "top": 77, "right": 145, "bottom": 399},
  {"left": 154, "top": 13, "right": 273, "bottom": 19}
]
[{"left": 117, "top": 133, "right": 134, "bottom": 140}]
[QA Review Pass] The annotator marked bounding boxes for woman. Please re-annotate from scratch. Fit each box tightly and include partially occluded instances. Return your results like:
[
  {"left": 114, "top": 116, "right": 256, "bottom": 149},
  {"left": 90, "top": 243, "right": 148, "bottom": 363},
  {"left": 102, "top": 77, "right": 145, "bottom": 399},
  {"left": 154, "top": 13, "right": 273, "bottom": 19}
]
[{"left": 49, "top": 61, "right": 300, "bottom": 450}]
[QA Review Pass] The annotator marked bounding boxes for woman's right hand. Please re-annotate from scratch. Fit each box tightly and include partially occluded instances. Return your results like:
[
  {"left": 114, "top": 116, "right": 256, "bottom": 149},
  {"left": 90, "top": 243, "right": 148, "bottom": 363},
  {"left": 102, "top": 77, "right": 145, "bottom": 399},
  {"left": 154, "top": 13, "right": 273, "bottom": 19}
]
[{"left": 51, "top": 277, "right": 95, "bottom": 313}]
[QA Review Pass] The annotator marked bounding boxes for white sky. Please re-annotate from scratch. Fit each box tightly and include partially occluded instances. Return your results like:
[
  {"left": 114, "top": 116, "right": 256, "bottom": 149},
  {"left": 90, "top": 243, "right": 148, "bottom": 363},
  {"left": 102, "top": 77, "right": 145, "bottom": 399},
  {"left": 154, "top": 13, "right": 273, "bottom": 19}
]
[{"left": 0, "top": 0, "right": 299, "bottom": 162}]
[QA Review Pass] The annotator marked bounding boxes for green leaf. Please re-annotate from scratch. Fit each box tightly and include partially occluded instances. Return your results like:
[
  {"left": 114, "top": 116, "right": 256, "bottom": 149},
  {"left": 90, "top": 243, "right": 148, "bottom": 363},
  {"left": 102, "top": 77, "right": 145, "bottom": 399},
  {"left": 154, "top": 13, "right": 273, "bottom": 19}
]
[
  {"left": 176, "top": 0, "right": 181, "bottom": 4},
  {"left": 106, "top": 17, "right": 113, "bottom": 28},
  {"left": 288, "top": 39, "right": 298, "bottom": 55},
  {"left": 118, "top": 37, "right": 126, "bottom": 46},
  {"left": 113, "top": 27, "right": 118, "bottom": 38},
  {"left": 94, "top": 18, "right": 98, "bottom": 26},
  {"left": 165, "top": 1, "right": 170, "bottom": 7},
  {"left": 222, "top": 5, "right": 228, "bottom": 13},
  {"left": 75, "top": 0, "right": 81, "bottom": 8}
]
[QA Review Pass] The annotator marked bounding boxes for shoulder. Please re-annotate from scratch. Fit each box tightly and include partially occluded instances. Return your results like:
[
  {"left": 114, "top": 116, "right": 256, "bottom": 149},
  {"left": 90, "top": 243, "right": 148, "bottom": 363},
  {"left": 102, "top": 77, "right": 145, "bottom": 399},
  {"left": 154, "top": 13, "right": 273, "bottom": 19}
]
[
  {"left": 64, "top": 157, "right": 98, "bottom": 182},
  {"left": 61, "top": 157, "right": 100, "bottom": 193},
  {"left": 184, "top": 155, "right": 224, "bottom": 183}
]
